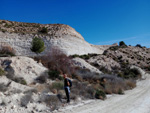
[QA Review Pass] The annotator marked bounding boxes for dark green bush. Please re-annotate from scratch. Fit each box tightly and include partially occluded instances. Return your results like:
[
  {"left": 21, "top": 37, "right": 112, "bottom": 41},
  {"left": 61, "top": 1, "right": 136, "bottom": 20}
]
[
  {"left": 70, "top": 54, "right": 91, "bottom": 60},
  {"left": 118, "top": 88, "right": 124, "bottom": 95},
  {"left": 39, "top": 27, "right": 48, "bottom": 34},
  {"left": 95, "top": 89, "right": 106, "bottom": 100},
  {"left": 13, "top": 77, "right": 27, "bottom": 85},
  {"left": 36, "top": 75, "right": 47, "bottom": 83},
  {"left": 70, "top": 54, "right": 80, "bottom": 58},
  {"left": 118, "top": 68, "right": 141, "bottom": 79},
  {"left": 119, "top": 41, "right": 127, "bottom": 47},
  {"left": 30, "top": 37, "right": 45, "bottom": 54},
  {"left": 136, "top": 44, "right": 142, "bottom": 48},
  {"left": 48, "top": 70, "right": 60, "bottom": 80}
]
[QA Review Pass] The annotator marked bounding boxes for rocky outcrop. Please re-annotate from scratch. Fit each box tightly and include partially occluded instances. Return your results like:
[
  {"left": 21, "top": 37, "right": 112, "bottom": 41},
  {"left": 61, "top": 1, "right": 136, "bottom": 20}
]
[
  {"left": 0, "top": 56, "right": 47, "bottom": 84},
  {"left": 73, "top": 57, "right": 102, "bottom": 74},
  {"left": 0, "top": 20, "right": 104, "bottom": 56},
  {"left": 87, "top": 46, "right": 150, "bottom": 73}
]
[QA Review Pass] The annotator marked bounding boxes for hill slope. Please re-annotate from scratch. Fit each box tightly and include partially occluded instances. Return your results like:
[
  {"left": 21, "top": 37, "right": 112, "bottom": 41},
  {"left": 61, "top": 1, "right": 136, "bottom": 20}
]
[{"left": 0, "top": 20, "right": 103, "bottom": 56}]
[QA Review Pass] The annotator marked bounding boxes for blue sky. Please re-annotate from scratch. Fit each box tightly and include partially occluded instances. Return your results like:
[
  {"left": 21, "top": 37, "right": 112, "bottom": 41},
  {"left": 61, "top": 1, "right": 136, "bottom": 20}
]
[{"left": 0, "top": 0, "right": 150, "bottom": 47}]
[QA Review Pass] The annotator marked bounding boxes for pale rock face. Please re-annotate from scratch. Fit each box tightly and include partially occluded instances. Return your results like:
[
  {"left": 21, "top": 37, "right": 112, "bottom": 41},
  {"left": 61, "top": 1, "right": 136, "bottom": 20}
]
[
  {"left": 73, "top": 57, "right": 102, "bottom": 74},
  {"left": 0, "top": 24, "right": 103, "bottom": 56},
  {"left": 0, "top": 56, "right": 47, "bottom": 84}
]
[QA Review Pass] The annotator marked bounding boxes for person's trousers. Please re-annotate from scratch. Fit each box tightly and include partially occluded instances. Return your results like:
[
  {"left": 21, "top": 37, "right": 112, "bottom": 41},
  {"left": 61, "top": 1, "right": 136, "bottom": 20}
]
[{"left": 65, "top": 87, "right": 70, "bottom": 102}]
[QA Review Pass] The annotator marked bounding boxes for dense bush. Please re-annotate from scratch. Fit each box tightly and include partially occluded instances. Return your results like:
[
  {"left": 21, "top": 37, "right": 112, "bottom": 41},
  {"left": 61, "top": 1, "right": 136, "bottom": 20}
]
[
  {"left": 95, "top": 89, "right": 106, "bottom": 100},
  {"left": 48, "top": 70, "right": 60, "bottom": 80},
  {"left": 30, "top": 37, "right": 45, "bottom": 54},
  {"left": 118, "top": 68, "right": 141, "bottom": 79},
  {"left": 71, "top": 80, "right": 95, "bottom": 99},
  {"left": 13, "top": 77, "right": 27, "bottom": 85},
  {"left": 36, "top": 75, "right": 47, "bottom": 83},
  {"left": 70, "top": 53, "right": 98, "bottom": 60},
  {"left": 39, "top": 27, "right": 48, "bottom": 34},
  {"left": 136, "top": 44, "right": 142, "bottom": 48},
  {"left": 0, "top": 46, "right": 16, "bottom": 57},
  {"left": 99, "top": 75, "right": 126, "bottom": 94},
  {"left": 119, "top": 41, "right": 127, "bottom": 47},
  {"left": 34, "top": 47, "right": 75, "bottom": 76}
]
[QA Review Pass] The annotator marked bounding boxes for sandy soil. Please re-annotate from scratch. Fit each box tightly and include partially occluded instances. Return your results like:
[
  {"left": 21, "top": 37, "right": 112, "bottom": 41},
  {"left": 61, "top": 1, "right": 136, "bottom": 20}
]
[{"left": 58, "top": 73, "right": 150, "bottom": 113}]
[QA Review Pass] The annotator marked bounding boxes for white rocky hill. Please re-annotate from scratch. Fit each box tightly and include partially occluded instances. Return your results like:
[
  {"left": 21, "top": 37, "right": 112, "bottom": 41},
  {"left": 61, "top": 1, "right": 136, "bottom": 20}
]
[{"left": 0, "top": 20, "right": 104, "bottom": 56}]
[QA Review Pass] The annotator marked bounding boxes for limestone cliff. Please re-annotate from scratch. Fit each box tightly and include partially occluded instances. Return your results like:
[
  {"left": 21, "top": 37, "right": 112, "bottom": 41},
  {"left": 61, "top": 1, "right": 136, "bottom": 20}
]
[{"left": 0, "top": 20, "right": 103, "bottom": 56}]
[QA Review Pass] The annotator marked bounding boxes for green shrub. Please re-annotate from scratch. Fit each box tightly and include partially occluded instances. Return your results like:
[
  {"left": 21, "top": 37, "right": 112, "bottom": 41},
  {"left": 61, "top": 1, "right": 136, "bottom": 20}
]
[
  {"left": 39, "top": 27, "right": 48, "bottom": 34},
  {"left": 118, "top": 88, "right": 124, "bottom": 95},
  {"left": 117, "top": 72, "right": 124, "bottom": 78},
  {"left": 36, "top": 75, "right": 46, "bottom": 83},
  {"left": 48, "top": 70, "right": 60, "bottom": 80},
  {"left": 51, "top": 81, "right": 64, "bottom": 90},
  {"left": 119, "top": 41, "right": 127, "bottom": 47},
  {"left": 118, "top": 68, "right": 141, "bottom": 79},
  {"left": 70, "top": 54, "right": 90, "bottom": 60},
  {"left": 95, "top": 89, "right": 106, "bottom": 100},
  {"left": 109, "top": 46, "right": 119, "bottom": 51},
  {"left": 30, "top": 37, "right": 45, "bottom": 54},
  {"left": 13, "top": 77, "right": 27, "bottom": 85},
  {"left": 80, "top": 54, "right": 90, "bottom": 60},
  {"left": 136, "top": 44, "right": 142, "bottom": 48},
  {"left": 70, "top": 54, "right": 80, "bottom": 58},
  {"left": 0, "top": 68, "right": 5, "bottom": 76}
]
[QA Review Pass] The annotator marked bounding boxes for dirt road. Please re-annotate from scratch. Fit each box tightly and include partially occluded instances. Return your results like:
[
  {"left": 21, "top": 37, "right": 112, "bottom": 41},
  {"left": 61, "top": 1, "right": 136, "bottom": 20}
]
[{"left": 58, "top": 73, "right": 150, "bottom": 113}]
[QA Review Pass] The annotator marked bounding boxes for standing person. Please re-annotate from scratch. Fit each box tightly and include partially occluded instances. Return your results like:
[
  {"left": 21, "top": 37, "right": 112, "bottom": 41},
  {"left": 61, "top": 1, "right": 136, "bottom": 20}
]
[{"left": 63, "top": 74, "right": 71, "bottom": 103}]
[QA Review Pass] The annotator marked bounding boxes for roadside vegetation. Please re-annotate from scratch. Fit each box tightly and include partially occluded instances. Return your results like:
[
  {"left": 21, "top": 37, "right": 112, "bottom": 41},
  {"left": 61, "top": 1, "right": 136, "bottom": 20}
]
[{"left": 0, "top": 45, "right": 16, "bottom": 57}]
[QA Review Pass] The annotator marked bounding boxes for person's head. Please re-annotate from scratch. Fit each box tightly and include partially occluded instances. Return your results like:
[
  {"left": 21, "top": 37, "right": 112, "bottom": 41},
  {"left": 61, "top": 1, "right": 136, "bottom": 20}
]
[{"left": 63, "top": 74, "right": 67, "bottom": 79}]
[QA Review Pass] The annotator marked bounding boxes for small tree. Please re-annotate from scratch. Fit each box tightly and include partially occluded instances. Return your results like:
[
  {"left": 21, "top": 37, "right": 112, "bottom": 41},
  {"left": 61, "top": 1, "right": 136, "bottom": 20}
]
[
  {"left": 136, "top": 44, "right": 142, "bottom": 48},
  {"left": 39, "top": 27, "right": 48, "bottom": 34},
  {"left": 119, "top": 41, "right": 127, "bottom": 47},
  {"left": 31, "top": 37, "right": 45, "bottom": 54}
]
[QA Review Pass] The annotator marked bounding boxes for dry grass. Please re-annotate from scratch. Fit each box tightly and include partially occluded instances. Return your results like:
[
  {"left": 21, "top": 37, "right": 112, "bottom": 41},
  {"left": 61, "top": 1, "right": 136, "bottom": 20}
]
[
  {"left": 71, "top": 80, "right": 95, "bottom": 99},
  {"left": 33, "top": 46, "right": 75, "bottom": 77},
  {"left": 0, "top": 45, "right": 16, "bottom": 57},
  {"left": 40, "top": 94, "right": 61, "bottom": 111},
  {"left": 125, "top": 79, "right": 136, "bottom": 89},
  {"left": 49, "top": 81, "right": 64, "bottom": 92}
]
